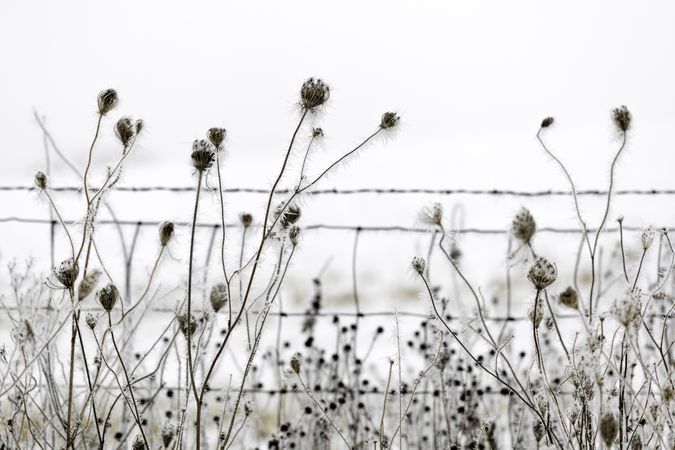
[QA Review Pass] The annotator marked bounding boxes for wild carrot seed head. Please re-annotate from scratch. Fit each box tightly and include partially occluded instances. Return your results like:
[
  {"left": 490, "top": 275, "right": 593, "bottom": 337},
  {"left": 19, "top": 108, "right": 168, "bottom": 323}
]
[
  {"left": 34, "top": 171, "right": 47, "bottom": 190},
  {"left": 527, "top": 257, "right": 557, "bottom": 290},
  {"left": 191, "top": 139, "right": 216, "bottom": 172},
  {"left": 207, "top": 127, "right": 227, "bottom": 148},
  {"left": 612, "top": 105, "right": 632, "bottom": 132},
  {"left": 97, "top": 89, "right": 118, "bottom": 115},
  {"left": 380, "top": 112, "right": 400, "bottom": 129},
  {"left": 300, "top": 78, "right": 330, "bottom": 110},
  {"left": 97, "top": 283, "right": 120, "bottom": 312}
]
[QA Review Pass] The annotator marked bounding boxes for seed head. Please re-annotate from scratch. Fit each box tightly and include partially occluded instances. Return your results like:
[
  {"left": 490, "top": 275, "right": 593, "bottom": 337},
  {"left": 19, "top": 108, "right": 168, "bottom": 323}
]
[
  {"left": 288, "top": 225, "right": 301, "bottom": 246},
  {"left": 177, "top": 313, "right": 198, "bottom": 338},
  {"left": 115, "top": 116, "right": 137, "bottom": 147},
  {"left": 85, "top": 313, "right": 97, "bottom": 329},
  {"left": 558, "top": 286, "right": 578, "bottom": 310},
  {"left": 641, "top": 226, "right": 655, "bottom": 250},
  {"left": 207, "top": 128, "right": 226, "bottom": 148},
  {"left": 600, "top": 411, "right": 618, "bottom": 448},
  {"left": 533, "top": 421, "right": 544, "bottom": 444},
  {"left": 161, "top": 422, "right": 175, "bottom": 448},
  {"left": 312, "top": 127, "right": 324, "bottom": 138},
  {"left": 97, "top": 283, "right": 120, "bottom": 312},
  {"left": 35, "top": 171, "right": 47, "bottom": 190},
  {"left": 540, "top": 117, "right": 554, "bottom": 128},
  {"left": 191, "top": 139, "right": 216, "bottom": 172},
  {"left": 290, "top": 352, "right": 302, "bottom": 374},
  {"left": 612, "top": 105, "right": 632, "bottom": 132},
  {"left": 380, "top": 112, "right": 400, "bottom": 130},
  {"left": 135, "top": 119, "right": 144, "bottom": 135},
  {"left": 55, "top": 258, "right": 79, "bottom": 289},
  {"left": 78, "top": 269, "right": 101, "bottom": 301},
  {"left": 276, "top": 202, "right": 301, "bottom": 228},
  {"left": 411, "top": 257, "right": 426, "bottom": 275},
  {"left": 419, "top": 203, "right": 443, "bottom": 226},
  {"left": 131, "top": 434, "right": 146, "bottom": 450},
  {"left": 512, "top": 208, "right": 536, "bottom": 243},
  {"left": 159, "top": 221, "right": 174, "bottom": 247},
  {"left": 97, "top": 89, "right": 118, "bottom": 115},
  {"left": 209, "top": 283, "right": 228, "bottom": 312},
  {"left": 300, "top": 78, "right": 330, "bottom": 110},
  {"left": 528, "top": 302, "right": 544, "bottom": 329},
  {"left": 239, "top": 213, "right": 253, "bottom": 228},
  {"left": 612, "top": 289, "right": 642, "bottom": 327},
  {"left": 527, "top": 257, "right": 557, "bottom": 290}
]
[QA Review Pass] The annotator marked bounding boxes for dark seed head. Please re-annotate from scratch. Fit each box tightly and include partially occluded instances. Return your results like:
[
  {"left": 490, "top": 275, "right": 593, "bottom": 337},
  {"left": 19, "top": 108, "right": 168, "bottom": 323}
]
[
  {"left": 191, "top": 140, "right": 216, "bottom": 172},
  {"left": 97, "top": 89, "right": 118, "bottom": 115},
  {"left": 380, "top": 112, "right": 400, "bottom": 130},
  {"left": 540, "top": 117, "right": 554, "bottom": 128},
  {"left": 97, "top": 283, "right": 120, "bottom": 312},
  {"left": 300, "top": 78, "right": 330, "bottom": 110},
  {"left": 207, "top": 128, "right": 226, "bottom": 148}
]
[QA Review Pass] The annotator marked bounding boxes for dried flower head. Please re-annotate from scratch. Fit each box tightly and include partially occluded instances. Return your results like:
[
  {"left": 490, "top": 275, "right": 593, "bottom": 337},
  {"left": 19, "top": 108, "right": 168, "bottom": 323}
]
[
  {"left": 558, "top": 286, "right": 578, "bottom": 310},
  {"left": 600, "top": 411, "right": 618, "bottom": 448},
  {"left": 85, "top": 313, "right": 97, "bottom": 329},
  {"left": 641, "top": 226, "right": 655, "bottom": 250},
  {"left": 612, "top": 105, "right": 632, "bottom": 132},
  {"left": 419, "top": 203, "right": 443, "bottom": 226},
  {"left": 97, "top": 283, "right": 120, "bottom": 312},
  {"left": 239, "top": 213, "right": 253, "bottom": 228},
  {"left": 97, "top": 89, "right": 118, "bottom": 115},
  {"left": 191, "top": 139, "right": 216, "bottom": 172},
  {"left": 533, "top": 421, "right": 544, "bottom": 444},
  {"left": 54, "top": 258, "right": 79, "bottom": 289},
  {"left": 288, "top": 225, "right": 301, "bottom": 246},
  {"left": 540, "top": 117, "right": 554, "bottom": 128},
  {"left": 380, "top": 112, "right": 400, "bottom": 130},
  {"left": 276, "top": 202, "right": 301, "bottom": 228},
  {"left": 161, "top": 422, "right": 175, "bottom": 448},
  {"left": 78, "top": 269, "right": 101, "bottom": 301},
  {"left": 300, "top": 78, "right": 330, "bottom": 110},
  {"left": 131, "top": 434, "right": 146, "bottom": 450},
  {"left": 210, "top": 283, "right": 228, "bottom": 312},
  {"left": 207, "top": 127, "right": 226, "bottom": 148},
  {"left": 527, "top": 257, "right": 557, "bottom": 290},
  {"left": 135, "top": 119, "right": 144, "bottom": 135},
  {"left": 290, "top": 352, "right": 302, "bottom": 374},
  {"left": 115, "top": 116, "right": 137, "bottom": 147},
  {"left": 312, "top": 127, "right": 324, "bottom": 138},
  {"left": 411, "top": 257, "right": 426, "bottom": 275},
  {"left": 177, "top": 313, "right": 198, "bottom": 338},
  {"left": 35, "top": 171, "right": 47, "bottom": 190},
  {"left": 612, "top": 289, "right": 642, "bottom": 327},
  {"left": 528, "top": 302, "right": 543, "bottom": 329},
  {"left": 159, "top": 221, "right": 174, "bottom": 247},
  {"left": 512, "top": 208, "right": 536, "bottom": 243}
]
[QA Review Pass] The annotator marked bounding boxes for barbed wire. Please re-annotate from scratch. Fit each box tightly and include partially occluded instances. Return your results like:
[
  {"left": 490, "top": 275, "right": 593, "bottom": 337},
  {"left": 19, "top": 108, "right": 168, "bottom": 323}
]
[{"left": 2, "top": 185, "right": 675, "bottom": 196}]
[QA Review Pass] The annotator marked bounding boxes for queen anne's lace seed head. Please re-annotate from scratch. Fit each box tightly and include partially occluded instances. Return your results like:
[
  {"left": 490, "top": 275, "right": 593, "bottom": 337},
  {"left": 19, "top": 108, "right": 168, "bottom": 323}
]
[
  {"left": 380, "top": 112, "right": 400, "bottom": 130},
  {"left": 300, "top": 78, "right": 330, "bottom": 110},
  {"left": 55, "top": 259, "right": 79, "bottom": 289},
  {"left": 512, "top": 208, "right": 536, "bottom": 243},
  {"left": 288, "top": 225, "right": 301, "bottom": 246},
  {"left": 191, "top": 139, "right": 216, "bottom": 172},
  {"left": 97, "top": 89, "right": 118, "bottom": 115},
  {"left": 35, "top": 171, "right": 47, "bottom": 190},
  {"left": 85, "top": 313, "right": 97, "bottom": 329},
  {"left": 115, "top": 116, "right": 138, "bottom": 147},
  {"left": 612, "top": 105, "right": 632, "bottom": 132},
  {"left": 612, "top": 289, "right": 642, "bottom": 327},
  {"left": 239, "top": 213, "right": 253, "bottom": 228},
  {"left": 207, "top": 127, "right": 226, "bottom": 148},
  {"left": 161, "top": 422, "right": 175, "bottom": 448},
  {"left": 177, "top": 314, "right": 198, "bottom": 338},
  {"left": 411, "top": 257, "right": 426, "bottom": 275},
  {"left": 97, "top": 284, "right": 119, "bottom": 312},
  {"left": 558, "top": 286, "right": 578, "bottom": 310},
  {"left": 600, "top": 412, "right": 619, "bottom": 448},
  {"left": 159, "top": 221, "right": 174, "bottom": 247},
  {"left": 210, "top": 283, "right": 228, "bottom": 312},
  {"left": 540, "top": 117, "right": 554, "bottom": 128},
  {"left": 290, "top": 352, "right": 302, "bottom": 374},
  {"left": 527, "top": 257, "right": 557, "bottom": 290},
  {"left": 641, "top": 226, "right": 655, "bottom": 250}
]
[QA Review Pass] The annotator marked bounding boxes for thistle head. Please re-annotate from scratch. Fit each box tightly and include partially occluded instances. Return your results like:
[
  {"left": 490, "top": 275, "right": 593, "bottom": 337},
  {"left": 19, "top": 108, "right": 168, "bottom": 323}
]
[
  {"left": 131, "top": 434, "right": 146, "bottom": 450},
  {"left": 209, "top": 283, "right": 228, "bottom": 312},
  {"left": 411, "top": 257, "right": 426, "bottom": 275},
  {"left": 380, "top": 112, "right": 400, "bottom": 130},
  {"left": 191, "top": 139, "right": 216, "bottom": 172},
  {"left": 512, "top": 208, "right": 536, "bottom": 243},
  {"left": 612, "top": 105, "right": 631, "bottom": 132},
  {"left": 159, "top": 221, "right": 174, "bottom": 247},
  {"left": 54, "top": 258, "right": 79, "bottom": 289},
  {"left": 115, "top": 116, "right": 139, "bottom": 147},
  {"left": 300, "top": 78, "right": 330, "bottom": 110},
  {"left": 207, "top": 127, "right": 226, "bottom": 149},
  {"left": 161, "top": 422, "right": 175, "bottom": 448},
  {"left": 35, "top": 171, "right": 47, "bottom": 190},
  {"left": 527, "top": 257, "right": 557, "bottom": 290},
  {"left": 97, "top": 89, "right": 118, "bottom": 115},
  {"left": 97, "top": 283, "right": 120, "bottom": 312}
]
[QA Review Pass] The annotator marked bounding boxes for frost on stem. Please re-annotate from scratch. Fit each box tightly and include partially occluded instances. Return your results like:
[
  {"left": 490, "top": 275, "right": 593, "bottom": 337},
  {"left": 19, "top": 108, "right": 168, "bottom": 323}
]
[
  {"left": 97, "top": 89, "right": 118, "bottom": 115},
  {"left": 115, "top": 116, "right": 142, "bottom": 147},
  {"left": 419, "top": 203, "right": 443, "bottom": 226},
  {"left": 558, "top": 286, "right": 578, "bottom": 310},
  {"left": 527, "top": 257, "right": 557, "bottom": 290}
]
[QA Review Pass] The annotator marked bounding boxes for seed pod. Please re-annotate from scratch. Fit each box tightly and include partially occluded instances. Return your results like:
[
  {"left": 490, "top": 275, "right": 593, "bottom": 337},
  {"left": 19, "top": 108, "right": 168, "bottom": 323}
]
[
  {"left": 528, "top": 302, "right": 543, "bottom": 329},
  {"left": 97, "top": 89, "right": 118, "bottom": 115},
  {"left": 159, "top": 221, "right": 174, "bottom": 246},
  {"left": 97, "top": 283, "right": 120, "bottom": 312},
  {"left": 207, "top": 128, "right": 226, "bottom": 148},
  {"left": 612, "top": 105, "right": 631, "bottom": 132},
  {"left": 641, "top": 226, "right": 655, "bottom": 250},
  {"left": 177, "top": 314, "right": 198, "bottom": 338},
  {"left": 35, "top": 171, "right": 47, "bottom": 190},
  {"left": 527, "top": 257, "right": 557, "bottom": 290},
  {"left": 290, "top": 352, "right": 302, "bottom": 374},
  {"left": 239, "top": 213, "right": 253, "bottom": 228},
  {"left": 191, "top": 139, "right": 216, "bottom": 172},
  {"left": 512, "top": 208, "right": 536, "bottom": 243},
  {"left": 209, "top": 283, "right": 228, "bottom": 312},
  {"left": 411, "top": 257, "right": 426, "bottom": 275},
  {"left": 300, "top": 78, "right": 330, "bottom": 110},
  {"left": 558, "top": 286, "right": 578, "bottom": 310},
  {"left": 380, "top": 112, "right": 400, "bottom": 129},
  {"left": 276, "top": 203, "right": 301, "bottom": 228},
  {"left": 55, "top": 259, "right": 79, "bottom": 289},
  {"left": 312, "top": 127, "right": 324, "bottom": 138},
  {"left": 131, "top": 434, "right": 146, "bottom": 450},
  {"left": 78, "top": 269, "right": 101, "bottom": 301},
  {"left": 115, "top": 116, "right": 136, "bottom": 147},
  {"left": 540, "top": 117, "right": 554, "bottom": 128},
  {"left": 288, "top": 225, "right": 301, "bottom": 246},
  {"left": 600, "top": 411, "right": 618, "bottom": 448},
  {"left": 85, "top": 313, "right": 97, "bottom": 329}
]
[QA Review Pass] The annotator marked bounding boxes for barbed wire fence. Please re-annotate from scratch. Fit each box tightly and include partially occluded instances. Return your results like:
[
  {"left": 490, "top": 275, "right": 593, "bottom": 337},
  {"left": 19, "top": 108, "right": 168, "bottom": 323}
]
[{"left": 1, "top": 184, "right": 674, "bottom": 398}]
